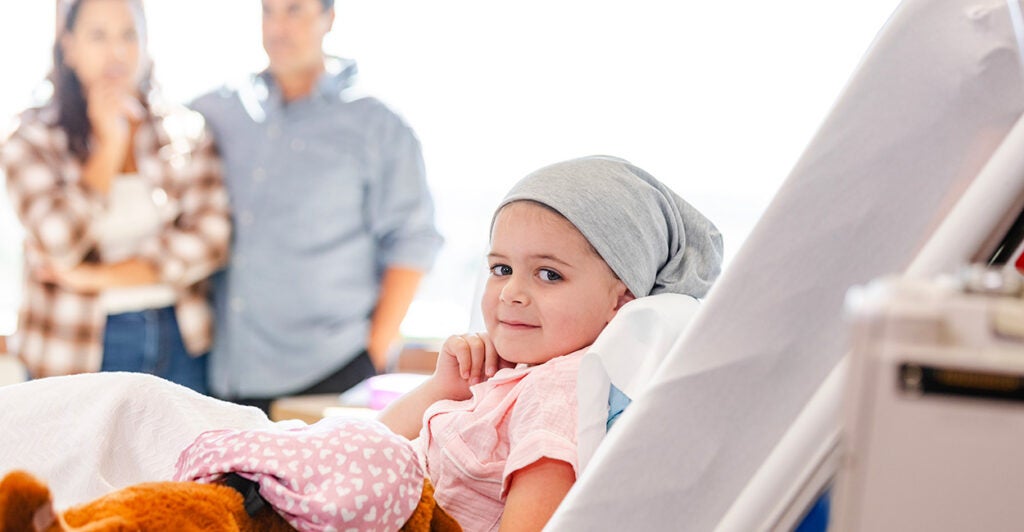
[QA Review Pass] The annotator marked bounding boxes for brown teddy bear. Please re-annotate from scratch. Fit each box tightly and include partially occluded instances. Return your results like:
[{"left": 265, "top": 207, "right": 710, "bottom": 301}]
[{"left": 0, "top": 470, "right": 460, "bottom": 532}]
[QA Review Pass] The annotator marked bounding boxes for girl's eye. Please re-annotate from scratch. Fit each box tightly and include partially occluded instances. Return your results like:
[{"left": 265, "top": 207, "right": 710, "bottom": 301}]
[
  {"left": 490, "top": 264, "right": 512, "bottom": 276},
  {"left": 538, "top": 269, "right": 562, "bottom": 282}
]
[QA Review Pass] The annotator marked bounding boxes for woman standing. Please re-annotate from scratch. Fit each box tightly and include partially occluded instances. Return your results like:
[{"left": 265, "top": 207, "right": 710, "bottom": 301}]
[{"left": 0, "top": 0, "right": 230, "bottom": 393}]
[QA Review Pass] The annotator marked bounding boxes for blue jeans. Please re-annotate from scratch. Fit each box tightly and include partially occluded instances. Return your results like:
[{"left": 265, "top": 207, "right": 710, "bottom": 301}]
[{"left": 100, "top": 306, "right": 208, "bottom": 394}]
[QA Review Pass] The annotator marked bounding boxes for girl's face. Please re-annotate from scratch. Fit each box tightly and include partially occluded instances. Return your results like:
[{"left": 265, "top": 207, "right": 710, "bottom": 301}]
[
  {"left": 483, "top": 202, "right": 633, "bottom": 366},
  {"left": 61, "top": 0, "right": 145, "bottom": 94}
]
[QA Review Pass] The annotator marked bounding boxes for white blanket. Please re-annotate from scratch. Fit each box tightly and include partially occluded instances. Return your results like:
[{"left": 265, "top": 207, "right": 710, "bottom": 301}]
[{"left": 0, "top": 372, "right": 274, "bottom": 510}]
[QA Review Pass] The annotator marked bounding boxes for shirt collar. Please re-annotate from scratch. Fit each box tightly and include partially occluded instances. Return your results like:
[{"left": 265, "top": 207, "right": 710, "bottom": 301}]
[
  {"left": 255, "top": 56, "right": 358, "bottom": 106},
  {"left": 484, "top": 348, "right": 589, "bottom": 385}
]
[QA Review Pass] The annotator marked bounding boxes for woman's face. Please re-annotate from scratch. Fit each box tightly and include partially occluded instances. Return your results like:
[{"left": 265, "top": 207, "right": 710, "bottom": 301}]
[{"left": 61, "top": 0, "right": 145, "bottom": 94}]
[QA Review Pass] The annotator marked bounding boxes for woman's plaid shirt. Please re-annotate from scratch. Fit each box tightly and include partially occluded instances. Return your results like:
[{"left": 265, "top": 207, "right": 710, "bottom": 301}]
[{"left": 0, "top": 103, "right": 230, "bottom": 378}]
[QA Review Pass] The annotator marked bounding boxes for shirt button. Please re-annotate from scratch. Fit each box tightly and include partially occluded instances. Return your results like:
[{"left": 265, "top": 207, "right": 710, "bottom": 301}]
[
  {"left": 238, "top": 211, "right": 255, "bottom": 226},
  {"left": 290, "top": 139, "right": 306, "bottom": 152},
  {"left": 252, "top": 167, "right": 266, "bottom": 182},
  {"left": 230, "top": 297, "right": 245, "bottom": 312}
]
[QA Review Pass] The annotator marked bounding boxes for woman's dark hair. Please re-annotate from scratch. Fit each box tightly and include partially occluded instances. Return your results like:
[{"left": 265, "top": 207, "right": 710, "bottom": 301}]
[{"left": 50, "top": 0, "right": 153, "bottom": 162}]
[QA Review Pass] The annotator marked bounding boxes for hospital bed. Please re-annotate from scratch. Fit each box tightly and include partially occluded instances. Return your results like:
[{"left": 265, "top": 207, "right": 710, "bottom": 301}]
[
  {"left": 717, "top": 103, "right": 1024, "bottom": 531},
  {"left": 548, "top": 0, "right": 1024, "bottom": 529}
]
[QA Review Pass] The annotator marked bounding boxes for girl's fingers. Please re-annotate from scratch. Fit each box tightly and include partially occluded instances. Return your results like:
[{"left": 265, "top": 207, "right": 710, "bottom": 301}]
[
  {"left": 464, "top": 334, "right": 487, "bottom": 385},
  {"left": 483, "top": 333, "right": 499, "bottom": 377},
  {"left": 451, "top": 337, "right": 472, "bottom": 380},
  {"left": 442, "top": 332, "right": 509, "bottom": 386}
]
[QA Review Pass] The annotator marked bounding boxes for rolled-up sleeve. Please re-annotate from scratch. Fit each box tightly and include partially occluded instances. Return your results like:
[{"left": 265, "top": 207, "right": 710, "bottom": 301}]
[
  {"left": 365, "top": 111, "right": 444, "bottom": 272},
  {"left": 502, "top": 361, "right": 581, "bottom": 498},
  {"left": 1, "top": 124, "right": 103, "bottom": 270}
]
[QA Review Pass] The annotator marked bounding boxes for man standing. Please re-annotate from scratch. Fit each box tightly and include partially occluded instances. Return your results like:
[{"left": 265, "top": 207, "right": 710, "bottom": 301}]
[{"left": 193, "top": 0, "right": 443, "bottom": 412}]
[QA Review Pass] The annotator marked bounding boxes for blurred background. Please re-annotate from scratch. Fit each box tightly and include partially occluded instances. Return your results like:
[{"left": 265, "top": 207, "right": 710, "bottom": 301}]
[{"left": 0, "top": 0, "right": 900, "bottom": 342}]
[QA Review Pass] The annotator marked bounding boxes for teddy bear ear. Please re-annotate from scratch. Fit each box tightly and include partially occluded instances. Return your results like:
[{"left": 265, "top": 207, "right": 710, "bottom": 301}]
[
  {"left": 0, "top": 470, "right": 59, "bottom": 532},
  {"left": 31, "top": 499, "right": 58, "bottom": 531}
]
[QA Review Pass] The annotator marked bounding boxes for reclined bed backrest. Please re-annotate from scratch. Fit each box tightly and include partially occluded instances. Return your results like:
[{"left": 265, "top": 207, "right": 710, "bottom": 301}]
[{"left": 547, "top": 0, "right": 1024, "bottom": 529}]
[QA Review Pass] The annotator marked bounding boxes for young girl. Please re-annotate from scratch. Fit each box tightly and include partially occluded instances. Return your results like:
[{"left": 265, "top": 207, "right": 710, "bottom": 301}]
[
  {"left": 0, "top": 0, "right": 229, "bottom": 392},
  {"left": 173, "top": 155, "right": 723, "bottom": 531}
]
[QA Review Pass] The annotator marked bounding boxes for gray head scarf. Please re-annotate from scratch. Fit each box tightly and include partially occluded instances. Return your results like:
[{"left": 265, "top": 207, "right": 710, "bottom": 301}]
[{"left": 494, "top": 155, "right": 723, "bottom": 298}]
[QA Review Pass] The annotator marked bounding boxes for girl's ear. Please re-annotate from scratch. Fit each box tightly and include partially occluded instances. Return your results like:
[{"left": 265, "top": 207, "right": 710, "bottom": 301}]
[{"left": 613, "top": 286, "right": 635, "bottom": 311}]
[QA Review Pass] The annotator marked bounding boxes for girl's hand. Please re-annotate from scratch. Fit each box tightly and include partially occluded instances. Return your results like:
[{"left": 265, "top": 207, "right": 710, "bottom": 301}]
[
  {"left": 433, "top": 332, "right": 514, "bottom": 400},
  {"left": 378, "top": 332, "right": 514, "bottom": 439}
]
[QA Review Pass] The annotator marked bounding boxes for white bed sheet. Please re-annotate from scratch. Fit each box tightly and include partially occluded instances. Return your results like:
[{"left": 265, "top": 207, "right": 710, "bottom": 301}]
[{"left": 0, "top": 372, "right": 276, "bottom": 509}]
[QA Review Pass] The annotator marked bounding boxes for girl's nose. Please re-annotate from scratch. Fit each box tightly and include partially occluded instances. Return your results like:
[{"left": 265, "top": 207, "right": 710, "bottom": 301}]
[{"left": 499, "top": 275, "right": 529, "bottom": 305}]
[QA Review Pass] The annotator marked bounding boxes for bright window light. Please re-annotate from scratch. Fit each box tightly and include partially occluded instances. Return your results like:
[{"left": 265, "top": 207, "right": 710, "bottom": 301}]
[{"left": 0, "top": 1, "right": 899, "bottom": 340}]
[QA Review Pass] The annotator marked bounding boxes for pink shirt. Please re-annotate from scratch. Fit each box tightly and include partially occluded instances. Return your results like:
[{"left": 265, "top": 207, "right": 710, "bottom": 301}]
[{"left": 414, "top": 349, "right": 584, "bottom": 532}]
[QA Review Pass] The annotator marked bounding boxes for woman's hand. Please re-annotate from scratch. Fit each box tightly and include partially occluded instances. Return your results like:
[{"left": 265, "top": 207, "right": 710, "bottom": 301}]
[
  {"left": 36, "top": 262, "right": 104, "bottom": 293},
  {"left": 433, "top": 332, "right": 515, "bottom": 401},
  {"left": 86, "top": 83, "right": 143, "bottom": 147},
  {"left": 81, "top": 83, "right": 144, "bottom": 193},
  {"left": 36, "top": 258, "right": 158, "bottom": 293}
]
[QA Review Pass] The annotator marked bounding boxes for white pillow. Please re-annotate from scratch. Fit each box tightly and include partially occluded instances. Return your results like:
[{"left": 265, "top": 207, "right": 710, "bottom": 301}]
[{"left": 576, "top": 293, "right": 701, "bottom": 472}]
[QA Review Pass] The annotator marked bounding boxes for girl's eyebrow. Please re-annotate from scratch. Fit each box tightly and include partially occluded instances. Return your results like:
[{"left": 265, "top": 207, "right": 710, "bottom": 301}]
[{"left": 487, "top": 252, "right": 573, "bottom": 268}]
